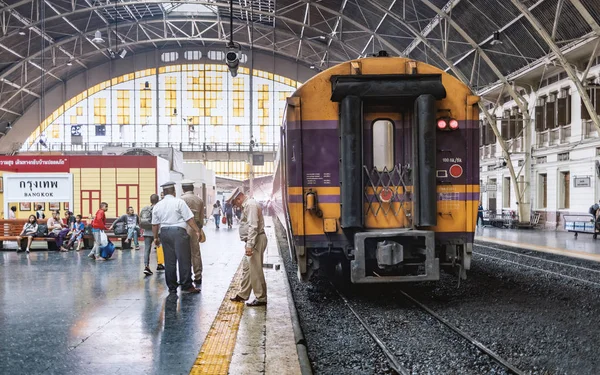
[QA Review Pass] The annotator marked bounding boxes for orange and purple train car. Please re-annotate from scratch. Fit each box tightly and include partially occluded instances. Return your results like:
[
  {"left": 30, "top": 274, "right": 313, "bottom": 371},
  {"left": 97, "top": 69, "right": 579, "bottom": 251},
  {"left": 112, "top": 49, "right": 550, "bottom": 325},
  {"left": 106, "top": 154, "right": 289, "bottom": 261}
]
[{"left": 272, "top": 53, "right": 480, "bottom": 283}]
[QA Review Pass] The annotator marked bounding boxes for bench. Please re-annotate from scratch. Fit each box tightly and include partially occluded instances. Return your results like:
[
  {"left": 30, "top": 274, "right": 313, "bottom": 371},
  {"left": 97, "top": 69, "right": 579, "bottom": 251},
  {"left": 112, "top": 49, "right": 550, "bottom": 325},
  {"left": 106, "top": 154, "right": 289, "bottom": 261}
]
[
  {"left": 563, "top": 214, "right": 599, "bottom": 239},
  {"left": 0, "top": 218, "right": 142, "bottom": 251}
]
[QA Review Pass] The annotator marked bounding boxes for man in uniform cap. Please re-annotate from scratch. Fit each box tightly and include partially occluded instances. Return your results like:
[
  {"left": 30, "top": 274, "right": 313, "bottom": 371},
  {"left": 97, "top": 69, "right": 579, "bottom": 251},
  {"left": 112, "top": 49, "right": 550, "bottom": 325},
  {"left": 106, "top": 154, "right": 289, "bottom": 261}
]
[
  {"left": 152, "top": 181, "right": 202, "bottom": 294},
  {"left": 180, "top": 179, "right": 205, "bottom": 287},
  {"left": 228, "top": 187, "right": 268, "bottom": 306}
]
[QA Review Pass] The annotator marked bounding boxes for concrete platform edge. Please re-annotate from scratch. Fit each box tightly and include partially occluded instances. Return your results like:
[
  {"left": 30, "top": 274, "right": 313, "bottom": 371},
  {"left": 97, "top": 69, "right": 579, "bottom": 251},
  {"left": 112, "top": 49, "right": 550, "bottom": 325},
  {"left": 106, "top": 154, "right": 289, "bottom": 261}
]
[{"left": 271, "top": 220, "right": 313, "bottom": 375}]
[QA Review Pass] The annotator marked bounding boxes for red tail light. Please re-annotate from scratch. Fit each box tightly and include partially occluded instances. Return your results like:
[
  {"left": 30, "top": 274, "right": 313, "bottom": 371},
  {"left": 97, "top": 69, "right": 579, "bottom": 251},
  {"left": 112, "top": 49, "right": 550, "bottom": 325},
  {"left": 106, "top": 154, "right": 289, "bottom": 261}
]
[
  {"left": 437, "top": 119, "right": 447, "bottom": 130},
  {"left": 449, "top": 119, "right": 459, "bottom": 129}
]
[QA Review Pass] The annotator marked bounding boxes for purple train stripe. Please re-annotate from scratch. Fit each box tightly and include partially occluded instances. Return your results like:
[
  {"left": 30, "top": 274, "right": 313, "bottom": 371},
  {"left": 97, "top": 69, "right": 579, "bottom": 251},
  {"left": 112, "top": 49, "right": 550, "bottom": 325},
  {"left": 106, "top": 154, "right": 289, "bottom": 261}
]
[
  {"left": 289, "top": 194, "right": 341, "bottom": 203},
  {"left": 286, "top": 120, "right": 338, "bottom": 130}
]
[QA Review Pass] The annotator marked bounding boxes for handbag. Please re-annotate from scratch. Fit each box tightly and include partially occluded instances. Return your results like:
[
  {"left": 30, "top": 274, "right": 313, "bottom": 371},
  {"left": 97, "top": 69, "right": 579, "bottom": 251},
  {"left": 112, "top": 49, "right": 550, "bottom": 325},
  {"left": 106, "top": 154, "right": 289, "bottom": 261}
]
[
  {"left": 99, "top": 231, "right": 108, "bottom": 247},
  {"left": 221, "top": 216, "right": 227, "bottom": 225},
  {"left": 199, "top": 229, "right": 206, "bottom": 243}
]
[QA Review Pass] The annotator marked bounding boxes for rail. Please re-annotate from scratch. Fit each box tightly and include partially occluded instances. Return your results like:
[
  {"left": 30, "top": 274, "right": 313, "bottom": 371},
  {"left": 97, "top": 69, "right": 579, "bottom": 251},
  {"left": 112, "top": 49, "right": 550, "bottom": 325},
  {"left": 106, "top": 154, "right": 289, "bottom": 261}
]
[{"left": 333, "top": 283, "right": 524, "bottom": 375}]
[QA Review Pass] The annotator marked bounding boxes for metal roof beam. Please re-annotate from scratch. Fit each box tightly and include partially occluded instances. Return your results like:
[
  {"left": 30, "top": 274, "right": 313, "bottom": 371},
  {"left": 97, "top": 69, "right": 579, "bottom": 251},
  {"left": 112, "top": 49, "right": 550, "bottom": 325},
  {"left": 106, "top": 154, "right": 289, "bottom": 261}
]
[
  {"left": 510, "top": 0, "right": 600, "bottom": 134},
  {"left": 403, "top": 0, "right": 461, "bottom": 56}
]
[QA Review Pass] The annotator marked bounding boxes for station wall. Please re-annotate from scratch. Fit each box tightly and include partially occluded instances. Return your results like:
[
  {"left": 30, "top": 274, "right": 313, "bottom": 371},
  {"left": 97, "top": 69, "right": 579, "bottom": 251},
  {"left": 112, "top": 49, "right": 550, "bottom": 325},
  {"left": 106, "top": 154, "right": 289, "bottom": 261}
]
[{"left": 0, "top": 155, "right": 161, "bottom": 219}]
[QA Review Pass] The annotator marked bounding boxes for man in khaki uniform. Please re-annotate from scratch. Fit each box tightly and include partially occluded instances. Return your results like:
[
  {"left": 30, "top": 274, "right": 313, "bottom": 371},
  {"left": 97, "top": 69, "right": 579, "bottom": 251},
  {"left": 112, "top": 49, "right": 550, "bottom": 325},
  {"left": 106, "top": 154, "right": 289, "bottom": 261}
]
[
  {"left": 180, "top": 179, "right": 205, "bottom": 287},
  {"left": 228, "top": 187, "right": 267, "bottom": 306}
]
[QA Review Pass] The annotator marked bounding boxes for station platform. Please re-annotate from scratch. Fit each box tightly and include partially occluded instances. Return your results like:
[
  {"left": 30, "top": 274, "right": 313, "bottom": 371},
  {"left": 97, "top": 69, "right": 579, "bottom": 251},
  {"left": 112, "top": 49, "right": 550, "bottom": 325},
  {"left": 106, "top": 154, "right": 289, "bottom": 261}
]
[
  {"left": 0, "top": 218, "right": 302, "bottom": 375},
  {"left": 476, "top": 226, "right": 600, "bottom": 262}
]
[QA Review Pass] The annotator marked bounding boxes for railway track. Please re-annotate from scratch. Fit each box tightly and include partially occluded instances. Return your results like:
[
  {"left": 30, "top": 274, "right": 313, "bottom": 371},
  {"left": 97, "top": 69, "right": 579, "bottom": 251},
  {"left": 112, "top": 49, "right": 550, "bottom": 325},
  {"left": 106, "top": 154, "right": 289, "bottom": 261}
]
[
  {"left": 334, "top": 283, "right": 525, "bottom": 375},
  {"left": 474, "top": 244, "right": 600, "bottom": 287}
]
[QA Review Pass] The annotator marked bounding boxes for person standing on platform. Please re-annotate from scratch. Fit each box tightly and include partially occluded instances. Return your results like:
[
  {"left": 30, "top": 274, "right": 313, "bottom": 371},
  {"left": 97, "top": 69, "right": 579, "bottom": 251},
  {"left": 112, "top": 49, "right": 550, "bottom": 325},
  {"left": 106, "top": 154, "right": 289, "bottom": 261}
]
[
  {"left": 228, "top": 188, "right": 268, "bottom": 307},
  {"left": 224, "top": 201, "right": 233, "bottom": 229},
  {"left": 35, "top": 205, "right": 45, "bottom": 220},
  {"left": 152, "top": 182, "right": 201, "bottom": 294},
  {"left": 477, "top": 202, "right": 484, "bottom": 227},
  {"left": 180, "top": 180, "right": 205, "bottom": 287},
  {"left": 88, "top": 202, "right": 109, "bottom": 261},
  {"left": 140, "top": 194, "right": 162, "bottom": 275},
  {"left": 9, "top": 206, "right": 16, "bottom": 219},
  {"left": 212, "top": 203, "right": 222, "bottom": 229}
]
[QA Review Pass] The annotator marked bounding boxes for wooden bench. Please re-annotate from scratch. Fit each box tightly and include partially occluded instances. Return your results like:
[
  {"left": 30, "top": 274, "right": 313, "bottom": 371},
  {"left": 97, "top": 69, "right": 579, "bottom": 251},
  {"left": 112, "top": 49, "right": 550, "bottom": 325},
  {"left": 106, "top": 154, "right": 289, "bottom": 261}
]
[{"left": 0, "top": 218, "right": 142, "bottom": 251}]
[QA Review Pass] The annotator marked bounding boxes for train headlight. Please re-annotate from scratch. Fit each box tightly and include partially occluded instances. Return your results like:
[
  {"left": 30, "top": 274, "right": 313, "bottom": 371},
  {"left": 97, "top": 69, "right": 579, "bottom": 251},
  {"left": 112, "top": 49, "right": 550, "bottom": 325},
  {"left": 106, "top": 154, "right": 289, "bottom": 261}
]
[
  {"left": 437, "top": 119, "right": 447, "bottom": 130},
  {"left": 449, "top": 119, "right": 459, "bottom": 129}
]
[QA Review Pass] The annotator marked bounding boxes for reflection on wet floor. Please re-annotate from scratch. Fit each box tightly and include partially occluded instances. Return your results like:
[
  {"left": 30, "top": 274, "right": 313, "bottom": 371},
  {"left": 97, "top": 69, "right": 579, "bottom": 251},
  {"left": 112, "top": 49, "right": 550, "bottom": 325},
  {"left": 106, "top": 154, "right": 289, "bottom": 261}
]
[{"left": 0, "top": 226, "right": 243, "bottom": 375}]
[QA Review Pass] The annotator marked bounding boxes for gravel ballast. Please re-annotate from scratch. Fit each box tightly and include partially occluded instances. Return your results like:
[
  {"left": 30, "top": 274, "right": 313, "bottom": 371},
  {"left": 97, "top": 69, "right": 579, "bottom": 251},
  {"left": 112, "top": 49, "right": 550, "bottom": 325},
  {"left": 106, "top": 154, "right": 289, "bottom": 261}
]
[{"left": 276, "top": 219, "right": 600, "bottom": 374}]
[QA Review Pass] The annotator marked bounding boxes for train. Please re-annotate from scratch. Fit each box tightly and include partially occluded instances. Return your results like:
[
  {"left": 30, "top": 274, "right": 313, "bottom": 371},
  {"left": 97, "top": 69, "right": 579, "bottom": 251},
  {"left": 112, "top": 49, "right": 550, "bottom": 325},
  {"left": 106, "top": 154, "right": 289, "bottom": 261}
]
[{"left": 271, "top": 52, "right": 480, "bottom": 283}]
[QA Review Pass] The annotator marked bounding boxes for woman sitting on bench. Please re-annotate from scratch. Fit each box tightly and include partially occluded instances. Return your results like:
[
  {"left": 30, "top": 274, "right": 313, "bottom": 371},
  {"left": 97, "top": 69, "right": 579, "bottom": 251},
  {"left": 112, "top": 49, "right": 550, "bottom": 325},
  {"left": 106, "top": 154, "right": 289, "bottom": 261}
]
[{"left": 17, "top": 215, "right": 38, "bottom": 253}]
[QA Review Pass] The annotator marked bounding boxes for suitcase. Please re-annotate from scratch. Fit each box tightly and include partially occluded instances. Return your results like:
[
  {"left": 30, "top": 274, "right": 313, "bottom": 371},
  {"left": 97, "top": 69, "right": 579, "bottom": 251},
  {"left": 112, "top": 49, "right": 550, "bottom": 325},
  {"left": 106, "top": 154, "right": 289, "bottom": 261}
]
[{"left": 156, "top": 245, "right": 164, "bottom": 265}]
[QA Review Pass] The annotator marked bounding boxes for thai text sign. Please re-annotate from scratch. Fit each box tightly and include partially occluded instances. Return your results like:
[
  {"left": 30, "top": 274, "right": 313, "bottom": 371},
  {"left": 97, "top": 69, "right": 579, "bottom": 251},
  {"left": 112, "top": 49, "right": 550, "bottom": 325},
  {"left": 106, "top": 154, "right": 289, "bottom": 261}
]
[{"left": 4, "top": 173, "right": 72, "bottom": 201}]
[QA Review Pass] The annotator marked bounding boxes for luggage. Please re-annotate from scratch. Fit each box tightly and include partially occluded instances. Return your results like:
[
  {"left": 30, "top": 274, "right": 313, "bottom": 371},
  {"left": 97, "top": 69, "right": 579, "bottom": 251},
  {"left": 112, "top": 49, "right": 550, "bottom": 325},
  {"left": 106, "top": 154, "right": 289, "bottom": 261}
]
[
  {"left": 36, "top": 224, "right": 48, "bottom": 237},
  {"left": 156, "top": 245, "right": 164, "bottom": 265},
  {"left": 100, "top": 240, "right": 115, "bottom": 259},
  {"left": 113, "top": 222, "right": 127, "bottom": 236}
]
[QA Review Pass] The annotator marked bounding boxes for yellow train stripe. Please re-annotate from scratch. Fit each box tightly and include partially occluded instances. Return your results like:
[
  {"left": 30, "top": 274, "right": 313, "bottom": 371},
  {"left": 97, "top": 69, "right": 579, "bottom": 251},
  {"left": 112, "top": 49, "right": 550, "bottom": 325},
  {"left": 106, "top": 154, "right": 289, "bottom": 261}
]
[
  {"left": 288, "top": 186, "right": 340, "bottom": 195},
  {"left": 189, "top": 263, "right": 244, "bottom": 375}
]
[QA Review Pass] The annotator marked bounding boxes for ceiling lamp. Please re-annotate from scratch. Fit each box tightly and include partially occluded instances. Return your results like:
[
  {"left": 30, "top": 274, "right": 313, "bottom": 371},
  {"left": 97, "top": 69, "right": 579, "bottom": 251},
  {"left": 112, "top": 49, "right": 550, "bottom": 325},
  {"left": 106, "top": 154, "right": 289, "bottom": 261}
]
[
  {"left": 119, "top": 49, "right": 127, "bottom": 59},
  {"left": 144, "top": 81, "right": 150, "bottom": 90},
  {"left": 18, "top": 30, "right": 26, "bottom": 36},
  {"left": 92, "top": 30, "right": 105, "bottom": 44},
  {"left": 66, "top": 60, "right": 73, "bottom": 66},
  {"left": 490, "top": 31, "right": 502, "bottom": 46}
]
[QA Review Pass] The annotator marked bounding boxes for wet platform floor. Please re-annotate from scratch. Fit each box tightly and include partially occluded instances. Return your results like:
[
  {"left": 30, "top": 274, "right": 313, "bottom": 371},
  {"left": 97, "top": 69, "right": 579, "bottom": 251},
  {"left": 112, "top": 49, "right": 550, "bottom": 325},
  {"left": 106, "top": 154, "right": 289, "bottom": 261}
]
[
  {"left": 0, "top": 222, "right": 299, "bottom": 375},
  {"left": 476, "top": 226, "right": 600, "bottom": 262}
]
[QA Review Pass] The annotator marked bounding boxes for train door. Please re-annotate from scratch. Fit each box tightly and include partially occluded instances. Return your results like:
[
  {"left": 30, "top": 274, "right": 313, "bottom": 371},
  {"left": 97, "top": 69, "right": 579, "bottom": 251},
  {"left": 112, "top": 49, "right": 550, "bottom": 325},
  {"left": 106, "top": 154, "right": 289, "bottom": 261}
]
[{"left": 363, "top": 106, "right": 412, "bottom": 230}]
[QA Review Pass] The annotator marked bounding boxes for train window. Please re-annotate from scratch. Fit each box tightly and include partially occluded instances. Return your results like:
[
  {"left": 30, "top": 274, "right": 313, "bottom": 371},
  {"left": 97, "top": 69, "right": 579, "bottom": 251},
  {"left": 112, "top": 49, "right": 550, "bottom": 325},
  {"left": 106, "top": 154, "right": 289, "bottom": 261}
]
[{"left": 372, "top": 119, "right": 394, "bottom": 171}]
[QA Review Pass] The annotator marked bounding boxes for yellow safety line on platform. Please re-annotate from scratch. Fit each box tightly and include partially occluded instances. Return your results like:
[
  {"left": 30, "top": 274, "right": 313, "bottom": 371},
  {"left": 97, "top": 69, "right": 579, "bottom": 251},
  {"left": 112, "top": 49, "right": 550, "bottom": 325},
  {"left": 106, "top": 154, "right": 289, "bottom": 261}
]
[
  {"left": 189, "top": 263, "right": 245, "bottom": 375},
  {"left": 477, "top": 236, "right": 600, "bottom": 263}
]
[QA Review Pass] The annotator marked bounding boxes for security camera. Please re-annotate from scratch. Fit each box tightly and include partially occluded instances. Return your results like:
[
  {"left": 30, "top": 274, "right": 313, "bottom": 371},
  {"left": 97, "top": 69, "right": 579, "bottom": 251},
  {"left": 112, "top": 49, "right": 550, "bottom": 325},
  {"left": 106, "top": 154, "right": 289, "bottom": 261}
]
[{"left": 226, "top": 48, "right": 239, "bottom": 77}]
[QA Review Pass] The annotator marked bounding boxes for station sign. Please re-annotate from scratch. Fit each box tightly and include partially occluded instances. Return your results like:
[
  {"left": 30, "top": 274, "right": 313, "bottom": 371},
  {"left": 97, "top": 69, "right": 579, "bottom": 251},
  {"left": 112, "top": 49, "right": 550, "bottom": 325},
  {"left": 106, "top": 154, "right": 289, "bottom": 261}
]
[
  {"left": 487, "top": 184, "right": 497, "bottom": 191},
  {"left": 4, "top": 173, "right": 73, "bottom": 202},
  {"left": 574, "top": 176, "right": 591, "bottom": 188}
]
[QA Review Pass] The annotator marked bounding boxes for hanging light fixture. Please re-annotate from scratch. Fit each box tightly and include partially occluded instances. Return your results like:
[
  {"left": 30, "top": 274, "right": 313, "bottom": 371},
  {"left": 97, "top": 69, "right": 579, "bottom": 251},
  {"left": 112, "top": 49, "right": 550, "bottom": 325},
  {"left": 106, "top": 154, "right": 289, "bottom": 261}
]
[
  {"left": 144, "top": 81, "right": 150, "bottom": 90},
  {"left": 92, "top": 30, "right": 105, "bottom": 44},
  {"left": 66, "top": 60, "right": 73, "bottom": 66}
]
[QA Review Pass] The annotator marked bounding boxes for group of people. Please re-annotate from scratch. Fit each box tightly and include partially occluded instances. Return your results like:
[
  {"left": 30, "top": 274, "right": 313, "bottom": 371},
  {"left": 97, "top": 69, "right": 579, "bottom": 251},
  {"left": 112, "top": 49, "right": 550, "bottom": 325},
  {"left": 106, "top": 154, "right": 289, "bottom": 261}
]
[
  {"left": 13, "top": 181, "right": 269, "bottom": 305},
  {"left": 210, "top": 200, "right": 241, "bottom": 229},
  {"left": 16, "top": 210, "right": 86, "bottom": 253}
]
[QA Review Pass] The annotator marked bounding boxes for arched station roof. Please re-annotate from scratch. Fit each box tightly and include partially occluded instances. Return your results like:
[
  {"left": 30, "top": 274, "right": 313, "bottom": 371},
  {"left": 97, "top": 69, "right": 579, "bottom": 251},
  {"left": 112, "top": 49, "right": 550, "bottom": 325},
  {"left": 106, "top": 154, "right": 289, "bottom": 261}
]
[{"left": 0, "top": 0, "right": 599, "bottom": 133}]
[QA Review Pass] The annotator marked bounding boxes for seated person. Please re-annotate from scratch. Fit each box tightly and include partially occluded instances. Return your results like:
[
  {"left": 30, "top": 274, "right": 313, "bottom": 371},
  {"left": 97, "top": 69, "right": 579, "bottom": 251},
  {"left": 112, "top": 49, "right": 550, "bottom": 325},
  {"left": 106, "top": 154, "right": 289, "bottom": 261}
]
[
  {"left": 16, "top": 215, "right": 38, "bottom": 253},
  {"left": 110, "top": 207, "right": 140, "bottom": 250},
  {"left": 63, "top": 215, "right": 85, "bottom": 251},
  {"left": 47, "top": 211, "right": 70, "bottom": 250}
]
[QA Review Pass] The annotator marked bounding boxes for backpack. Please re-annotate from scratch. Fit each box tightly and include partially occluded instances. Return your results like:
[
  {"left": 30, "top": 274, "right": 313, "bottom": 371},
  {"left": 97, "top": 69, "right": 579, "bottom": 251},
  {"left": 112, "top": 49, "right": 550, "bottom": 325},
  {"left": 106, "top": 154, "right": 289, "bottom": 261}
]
[
  {"left": 589, "top": 204, "right": 599, "bottom": 216},
  {"left": 140, "top": 205, "right": 153, "bottom": 230},
  {"left": 113, "top": 221, "right": 127, "bottom": 236}
]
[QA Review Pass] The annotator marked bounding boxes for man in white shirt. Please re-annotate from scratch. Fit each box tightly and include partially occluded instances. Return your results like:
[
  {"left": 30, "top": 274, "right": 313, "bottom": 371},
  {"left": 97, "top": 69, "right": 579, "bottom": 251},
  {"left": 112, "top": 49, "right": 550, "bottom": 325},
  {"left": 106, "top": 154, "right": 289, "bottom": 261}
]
[{"left": 152, "top": 181, "right": 202, "bottom": 294}]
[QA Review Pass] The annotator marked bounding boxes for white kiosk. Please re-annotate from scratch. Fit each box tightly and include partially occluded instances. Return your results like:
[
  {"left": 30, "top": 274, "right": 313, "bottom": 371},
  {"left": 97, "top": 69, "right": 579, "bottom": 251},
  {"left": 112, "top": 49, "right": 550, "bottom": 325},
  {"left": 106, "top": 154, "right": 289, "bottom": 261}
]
[{"left": 4, "top": 173, "right": 73, "bottom": 219}]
